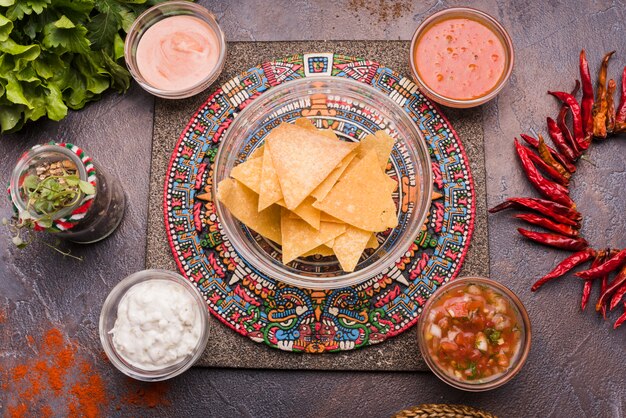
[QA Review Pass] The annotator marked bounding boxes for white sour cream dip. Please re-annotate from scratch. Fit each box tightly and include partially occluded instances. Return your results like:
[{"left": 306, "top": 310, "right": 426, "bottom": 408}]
[{"left": 110, "top": 279, "right": 202, "bottom": 370}]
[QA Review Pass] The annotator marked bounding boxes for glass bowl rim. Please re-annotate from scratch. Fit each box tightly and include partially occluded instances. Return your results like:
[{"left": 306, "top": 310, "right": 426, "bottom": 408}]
[
  {"left": 124, "top": 1, "right": 227, "bottom": 99},
  {"left": 99, "top": 269, "right": 210, "bottom": 381},
  {"left": 417, "top": 276, "right": 532, "bottom": 391},
  {"left": 213, "top": 75, "right": 434, "bottom": 290},
  {"left": 409, "top": 6, "right": 515, "bottom": 108}
]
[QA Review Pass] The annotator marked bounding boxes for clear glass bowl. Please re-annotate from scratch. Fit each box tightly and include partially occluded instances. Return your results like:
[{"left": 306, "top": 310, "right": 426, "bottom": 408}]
[
  {"left": 124, "top": 1, "right": 227, "bottom": 99},
  {"left": 99, "top": 269, "right": 209, "bottom": 381},
  {"left": 213, "top": 76, "right": 433, "bottom": 289},
  {"left": 409, "top": 7, "right": 514, "bottom": 108},
  {"left": 417, "top": 277, "right": 531, "bottom": 391}
]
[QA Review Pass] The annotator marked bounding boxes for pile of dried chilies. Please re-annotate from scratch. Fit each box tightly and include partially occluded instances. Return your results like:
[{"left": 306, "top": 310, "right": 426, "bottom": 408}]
[{"left": 490, "top": 50, "right": 626, "bottom": 329}]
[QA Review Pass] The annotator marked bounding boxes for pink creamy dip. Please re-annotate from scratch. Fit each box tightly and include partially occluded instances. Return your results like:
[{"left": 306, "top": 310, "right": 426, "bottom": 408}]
[
  {"left": 414, "top": 18, "right": 506, "bottom": 100},
  {"left": 136, "top": 15, "right": 220, "bottom": 92}
]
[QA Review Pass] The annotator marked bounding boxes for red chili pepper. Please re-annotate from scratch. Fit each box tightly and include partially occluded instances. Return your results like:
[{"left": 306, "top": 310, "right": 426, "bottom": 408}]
[
  {"left": 517, "top": 228, "right": 588, "bottom": 251},
  {"left": 526, "top": 148, "right": 570, "bottom": 187},
  {"left": 579, "top": 50, "right": 594, "bottom": 142},
  {"left": 596, "top": 265, "right": 626, "bottom": 312},
  {"left": 548, "top": 91, "right": 586, "bottom": 150},
  {"left": 576, "top": 249, "right": 626, "bottom": 280},
  {"left": 514, "top": 140, "right": 574, "bottom": 208},
  {"left": 592, "top": 51, "right": 615, "bottom": 139},
  {"left": 610, "top": 281, "right": 626, "bottom": 311},
  {"left": 599, "top": 249, "right": 618, "bottom": 319},
  {"left": 531, "top": 248, "right": 596, "bottom": 292},
  {"left": 616, "top": 66, "right": 626, "bottom": 128},
  {"left": 614, "top": 302, "right": 626, "bottom": 329},
  {"left": 489, "top": 197, "right": 581, "bottom": 226},
  {"left": 557, "top": 80, "right": 582, "bottom": 156},
  {"left": 546, "top": 117, "right": 579, "bottom": 161},
  {"left": 582, "top": 252, "right": 605, "bottom": 310},
  {"left": 606, "top": 78, "right": 616, "bottom": 134},
  {"left": 514, "top": 213, "right": 578, "bottom": 237},
  {"left": 520, "top": 133, "right": 576, "bottom": 173}
]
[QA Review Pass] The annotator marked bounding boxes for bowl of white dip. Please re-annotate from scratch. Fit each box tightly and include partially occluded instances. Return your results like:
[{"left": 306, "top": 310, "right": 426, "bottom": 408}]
[{"left": 99, "top": 269, "right": 209, "bottom": 381}]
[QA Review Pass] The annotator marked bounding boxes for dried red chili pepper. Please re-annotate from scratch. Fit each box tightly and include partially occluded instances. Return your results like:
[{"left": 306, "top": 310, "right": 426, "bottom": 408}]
[
  {"left": 548, "top": 91, "right": 586, "bottom": 150},
  {"left": 514, "top": 213, "right": 578, "bottom": 237},
  {"left": 546, "top": 117, "right": 579, "bottom": 161},
  {"left": 576, "top": 249, "right": 626, "bottom": 280},
  {"left": 616, "top": 66, "right": 626, "bottom": 130},
  {"left": 520, "top": 133, "right": 576, "bottom": 173},
  {"left": 489, "top": 197, "right": 581, "bottom": 225},
  {"left": 517, "top": 228, "right": 588, "bottom": 252},
  {"left": 606, "top": 78, "right": 616, "bottom": 134},
  {"left": 596, "top": 265, "right": 626, "bottom": 312},
  {"left": 610, "top": 281, "right": 626, "bottom": 311},
  {"left": 537, "top": 135, "right": 571, "bottom": 181},
  {"left": 514, "top": 140, "right": 574, "bottom": 207},
  {"left": 599, "top": 249, "right": 618, "bottom": 319},
  {"left": 557, "top": 80, "right": 581, "bottom": 156},
  {"left": 582, "top": 251, "right": 605, "bottom": 310},
  {"left": 579, "top": 50, "right": 594, "bottom": 142},
  {"left": 531, "top": 248, "right": 596, "bottom": 292},
  {"left": 614, "top": 303, "right": 626, "bottom": 329},
  {"left": 592, "top": 51, "right": 615, "bottom": 139},
  {"left": 526, "top": 148, "right": 570, "bottom": 187}
]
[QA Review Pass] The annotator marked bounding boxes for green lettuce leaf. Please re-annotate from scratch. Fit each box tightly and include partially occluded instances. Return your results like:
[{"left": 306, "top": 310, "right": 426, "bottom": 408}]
[{"left": 0, "top": 13, "right": 13, "bottom": 41}]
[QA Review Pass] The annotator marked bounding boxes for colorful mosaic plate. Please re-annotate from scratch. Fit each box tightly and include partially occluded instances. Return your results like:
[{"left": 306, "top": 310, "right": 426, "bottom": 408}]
[{"left": 164, "top": 53, "right": 475, "bottom": 353}]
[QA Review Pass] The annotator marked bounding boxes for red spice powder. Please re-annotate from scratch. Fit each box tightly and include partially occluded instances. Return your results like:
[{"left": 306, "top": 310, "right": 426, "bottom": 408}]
[{"left": 3, "top": 327, "right": 172, "bottom": 417}]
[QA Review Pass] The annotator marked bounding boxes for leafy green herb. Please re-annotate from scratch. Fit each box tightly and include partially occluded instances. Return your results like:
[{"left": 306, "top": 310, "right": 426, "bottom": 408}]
[
  {"left": 485, "top": 328, "right": 502, "bottom": 344},
  {"left": 0, "top": 0, "right": 169, "bottom": 133}
]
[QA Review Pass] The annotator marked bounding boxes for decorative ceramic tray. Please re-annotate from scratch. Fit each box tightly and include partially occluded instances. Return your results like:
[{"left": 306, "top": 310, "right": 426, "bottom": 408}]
[{"left": 164, "top": 53, "right": 475, "bottom": 352}]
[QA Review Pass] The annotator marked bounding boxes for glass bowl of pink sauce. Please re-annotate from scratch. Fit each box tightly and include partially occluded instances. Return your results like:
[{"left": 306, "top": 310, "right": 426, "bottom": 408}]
[
  {"left": 410, "top": 7, "right": 514, "bottom": 108},
  {"left": 125, "top": 1, "right": 227, "bottom": 99}
]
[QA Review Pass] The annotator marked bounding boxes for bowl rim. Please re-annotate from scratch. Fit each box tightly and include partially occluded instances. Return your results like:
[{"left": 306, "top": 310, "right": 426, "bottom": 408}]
[
  {"left": 409, "top": 6, "right": 515, "bottom": 108},
  {"left": 99, "top": 269, "right": 210, "bottom": 381},
  {"left": 417, "top": 276, "right": 532, "bottom": 391},
  {"left": 124, "top": 1, "right": 227, "bottom": 99},
  {"left": 213, "top": 75, "right": 434, "bottom": 290}
]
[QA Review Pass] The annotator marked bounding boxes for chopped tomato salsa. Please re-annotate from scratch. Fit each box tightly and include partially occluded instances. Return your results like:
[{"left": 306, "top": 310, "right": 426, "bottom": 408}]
[{"left": 423, "top": 283, "right": 522, "bottom": 382}]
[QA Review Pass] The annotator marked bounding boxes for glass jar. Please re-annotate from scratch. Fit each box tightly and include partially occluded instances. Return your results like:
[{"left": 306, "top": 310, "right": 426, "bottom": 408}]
[{"left": 9, "top": 143, "right": 126, "bottom": 244}]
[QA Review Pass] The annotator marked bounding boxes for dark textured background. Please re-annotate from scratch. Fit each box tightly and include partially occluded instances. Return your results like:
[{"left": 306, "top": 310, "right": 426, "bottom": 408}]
[{"left": 1, "top": 1, "right": 625, "bottom": 417}]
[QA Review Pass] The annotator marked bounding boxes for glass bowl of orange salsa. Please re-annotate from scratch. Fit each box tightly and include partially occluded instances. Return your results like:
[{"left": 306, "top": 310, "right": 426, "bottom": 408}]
[
  {"left": 409, "top": 7, "right": 514, "bottom": 108},
  {"left": 417, "top": 277, "right": 531, "bottom": 391}
]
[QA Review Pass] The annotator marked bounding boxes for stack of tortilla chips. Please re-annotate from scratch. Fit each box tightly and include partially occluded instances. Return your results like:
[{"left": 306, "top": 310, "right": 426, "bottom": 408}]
[{"left": 217, "top": 119, "right": 398, "bottom": 272}]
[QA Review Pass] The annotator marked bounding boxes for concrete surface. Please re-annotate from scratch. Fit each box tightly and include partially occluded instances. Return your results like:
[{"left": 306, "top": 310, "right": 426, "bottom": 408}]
[{"left": 1, "top": 1, "right": 625, "bottom": 417}]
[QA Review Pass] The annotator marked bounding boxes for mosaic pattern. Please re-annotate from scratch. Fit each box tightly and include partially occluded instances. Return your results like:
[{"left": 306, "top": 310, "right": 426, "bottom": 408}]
[{"left": 164, "top": 54, "right": 476, "bottom": 352}]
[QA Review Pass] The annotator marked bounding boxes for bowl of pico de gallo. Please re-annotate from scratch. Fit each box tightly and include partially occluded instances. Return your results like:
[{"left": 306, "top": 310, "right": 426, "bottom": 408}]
[{"left": 417, "top": 277, "right": 531, "bottom": 391}]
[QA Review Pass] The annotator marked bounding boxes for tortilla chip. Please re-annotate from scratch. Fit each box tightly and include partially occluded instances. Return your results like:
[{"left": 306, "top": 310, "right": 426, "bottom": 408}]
[
  {"left": 366, "top": 233, "right": 379, "bottom": 249},
  {"left": 258, "top": 145, "right": 283, "bottom": 211},
  {"left": 217, "top": 178, "right": 281, "bottom": 244},
  {"left": 301, "top": 245, "right": 335, "bottom": 257},
  {"left": 230, "top": 157, "right": 262, "bottom": 194},
  {"left": 313, "top": 150, "right": 397, "bottom": 231},
  {"left": 248, "top": 145, "right": 265, "bottom": 160},
  {"left": 333, "top": 226, "right": 372, "bottom": 272},
  {"left": 287, "top": 196, "right": 321, "bottom": 230},
  {"left": 310, "top": 151, "right": 357, "bottom": 201},
  {"left": 358, "top": 131, "right": 395, "bottom": 171},
  {"left": 294, "top": 117, "right": 317, "bottom": 131},
  {"left": 280, "top": 210, "right": 346, "bottom": 263},
  {"left": 267, "top": 123, "right": 357, "bottom": 209},
  {"left": 320, "top": 212, "right": 344, "bottom": 223},
  {"left": 317, "top": 129, "right": 338, "bottom": 140}
]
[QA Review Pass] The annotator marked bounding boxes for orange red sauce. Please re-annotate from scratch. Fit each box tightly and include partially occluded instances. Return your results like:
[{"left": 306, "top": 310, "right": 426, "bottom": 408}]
[
  {"left": 414, "top": 17, "right": 506, "bottom": 100},
  {"left": 423, "top": 283, "right": 522, "bottom": 382}
]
